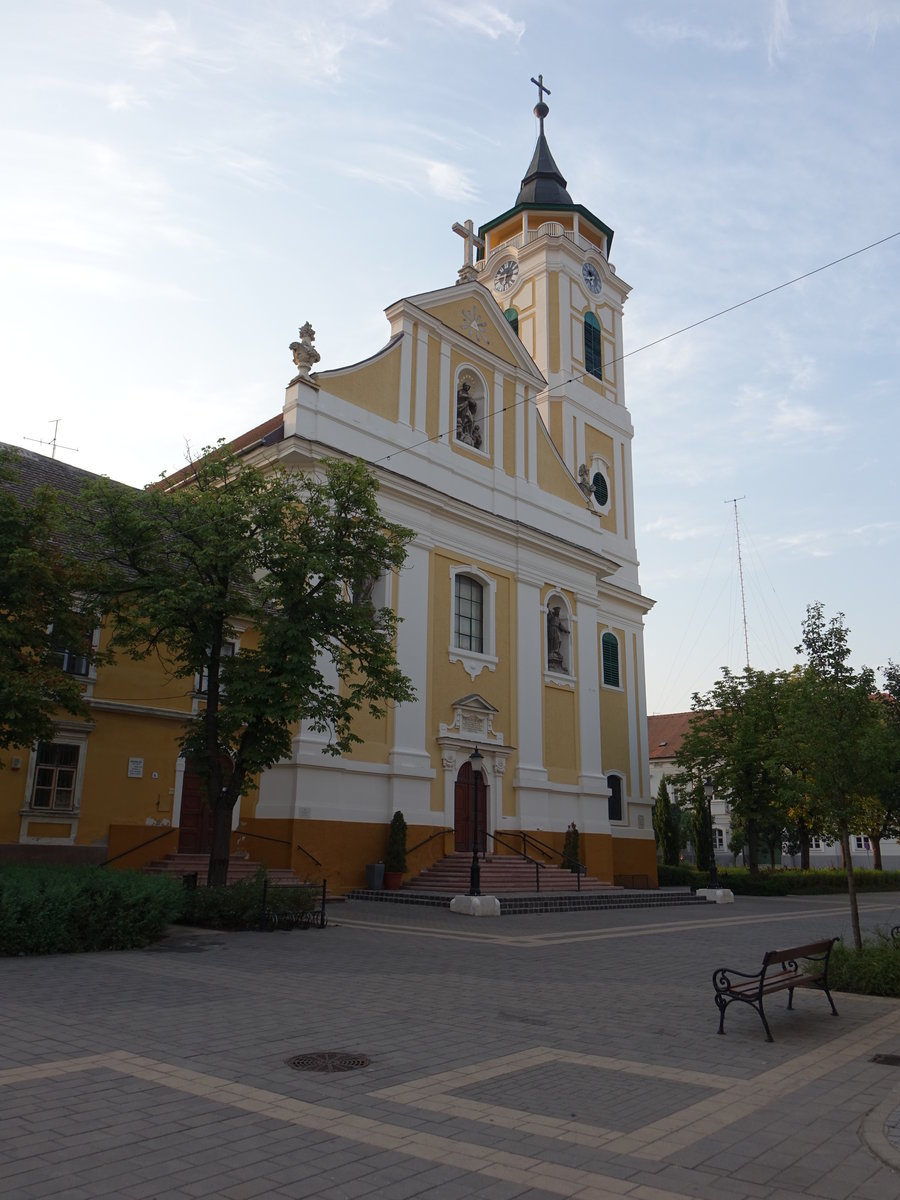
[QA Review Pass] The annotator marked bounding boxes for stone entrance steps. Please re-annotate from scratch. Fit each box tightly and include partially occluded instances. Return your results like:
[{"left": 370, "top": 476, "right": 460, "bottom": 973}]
[
  {"left": 404, "top": 852, "right": 617, "bottom": 895},
  {"left": 143, "top": 852, "right": 324, "bottom": 891}
]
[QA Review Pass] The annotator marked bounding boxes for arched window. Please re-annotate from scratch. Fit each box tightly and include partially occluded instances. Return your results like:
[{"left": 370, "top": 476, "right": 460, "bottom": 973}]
[
  {"left": 584, "top": 312, "right": 603, "bottom": 380},
  {"left": 454, "top": 574, "right": 484, "bottom": 653},
  {"left": 607, "top": 774, "right": 623, "bottom": 822},
  {"left": 504, "top": 308, "right": 519, "bottom": 336},
  {"left": 601, "top": 631, "right": 620, "bottom": 688}
]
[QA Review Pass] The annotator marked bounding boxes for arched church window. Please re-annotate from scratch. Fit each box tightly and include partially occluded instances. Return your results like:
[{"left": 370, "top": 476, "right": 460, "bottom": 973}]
[
  {"left": 504, "top": 308, "right": 519, "bottom": 336},
  {"left": 454, "top": 369, "right": 487, "bottom": 452},
  {"left": 601, "top": 631, "right": 620, "bottom": 688},
  {"left": 454, "top": 574, "right": 483, "bottom": 653},
  {"left": 584, "top": 312, "right": 603, "bottom": 380},
  {"left": 607, "top": 773, "right": 624, "bottom": 822}
]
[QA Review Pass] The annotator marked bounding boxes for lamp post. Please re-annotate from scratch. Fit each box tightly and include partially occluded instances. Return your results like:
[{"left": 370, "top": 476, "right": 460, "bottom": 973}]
[
  {"left": 704, "top": 776, "right": 718, "bottom": 888},
  {"left": 469, "top": 746, "right": 483, "bottom": 896}
]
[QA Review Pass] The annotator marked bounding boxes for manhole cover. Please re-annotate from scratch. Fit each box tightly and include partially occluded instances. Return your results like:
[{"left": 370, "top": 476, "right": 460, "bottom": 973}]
[
  {"left": 286, "top": 1052, "right": 370, "bottom": 1073},
  {"left": 871, "top": 1054, "right": 900, "bottom": 1066}
]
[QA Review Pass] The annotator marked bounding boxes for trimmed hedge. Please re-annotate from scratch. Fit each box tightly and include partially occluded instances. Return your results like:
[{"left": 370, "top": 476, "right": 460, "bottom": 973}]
[
  {"left": 179, "top": 870, "right": 316, "bottom": 931},
  {"left": 830, "top": 933, "right": 900, "bottom": 998},
  {"left": 657, "top": 864, "right": 900, "bottom": 896},
  {"left": 0, "top": 865, "right": 182, "bottom": 955}
]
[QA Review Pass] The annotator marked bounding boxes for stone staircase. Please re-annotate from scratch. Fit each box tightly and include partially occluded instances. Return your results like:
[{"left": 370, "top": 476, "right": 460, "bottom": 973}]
[
  {"left": 143, "top": 851, "right": 319, "bottom": 889},
  {"left": 404, "top": 852, "right": 617, "bottom": 895}
]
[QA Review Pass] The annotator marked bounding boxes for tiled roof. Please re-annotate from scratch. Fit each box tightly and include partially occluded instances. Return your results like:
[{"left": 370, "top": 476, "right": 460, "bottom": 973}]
[
  {"left": 0, "top": 442, "right": 109, "bottom": 503},
  {"left": 158, "top": 414, "right": 284, "bottom": 491},
  {"left": 647, "top": 711, "right": 695, "bottom": 760}
]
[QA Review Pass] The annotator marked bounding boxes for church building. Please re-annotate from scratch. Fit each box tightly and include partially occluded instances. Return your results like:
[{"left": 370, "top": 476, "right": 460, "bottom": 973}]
[{"left": 1, "top": 82, "right": 657, "bottom": 890}]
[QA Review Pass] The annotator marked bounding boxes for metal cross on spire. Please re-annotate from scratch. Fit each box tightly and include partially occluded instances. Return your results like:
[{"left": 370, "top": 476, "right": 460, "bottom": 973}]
[{"left": 530, "top": 73, "right": 551, "bottom": 132}]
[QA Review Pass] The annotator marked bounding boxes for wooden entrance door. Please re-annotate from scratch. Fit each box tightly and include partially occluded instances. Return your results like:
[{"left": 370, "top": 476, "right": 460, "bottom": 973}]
[
  {"left": 177, "top": 758, "right": 230, "bottom": 854},
  {"left": 454, "top": 761, "right": 487, "bottom": 854}
]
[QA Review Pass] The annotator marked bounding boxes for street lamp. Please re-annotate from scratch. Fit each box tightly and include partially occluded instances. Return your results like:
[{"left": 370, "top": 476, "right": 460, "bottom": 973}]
[
  {"left": 469, "top": 746, "right": 483, "bottom": 896},
  {"left": 704, "top": 776, "right": 718, "bottom": 888}
]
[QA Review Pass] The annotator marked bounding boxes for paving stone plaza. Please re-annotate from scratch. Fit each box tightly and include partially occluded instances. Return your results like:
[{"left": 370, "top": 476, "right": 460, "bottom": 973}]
[{"left": 3, "top": 894, "right": 900, "bottom": 1199}]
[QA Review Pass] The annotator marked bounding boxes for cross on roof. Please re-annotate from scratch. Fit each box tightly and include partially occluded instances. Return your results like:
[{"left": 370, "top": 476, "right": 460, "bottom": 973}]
[
  {"left": 531, "top": 74, "right": 551, "bottom": 105},
  {"left": 452, "top": 219, "right": 485, "bottom": 277}
]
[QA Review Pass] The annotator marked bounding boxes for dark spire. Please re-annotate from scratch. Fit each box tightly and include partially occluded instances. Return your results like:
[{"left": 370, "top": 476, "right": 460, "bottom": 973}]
[{"left": 516, "top": 75, "right": 573, "bottom": 206}]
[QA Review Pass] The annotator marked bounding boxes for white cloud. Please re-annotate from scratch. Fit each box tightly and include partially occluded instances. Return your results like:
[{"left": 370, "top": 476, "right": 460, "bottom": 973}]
[
  {"left": 422, "top": 2, "right": 525, "bottom": 41},
  {"left": 629, "top": 17, "right": 749, "bottom": 53},
  {"left": 767, "top": 0, "right": 792, "bottom": 63},
  {"left": 333, "top": 148, "right": 477, "bottom": 202}
]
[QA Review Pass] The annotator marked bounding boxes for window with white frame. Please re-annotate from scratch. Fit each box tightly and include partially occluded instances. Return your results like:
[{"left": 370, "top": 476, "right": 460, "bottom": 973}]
[
  {"left": 854, "top": 835, "right": 871, "bottom": 851},
  {"left": 811, "top": 836, "right": 823, "bottom": 850},
  {"left": 199, "top": 641, "right": 236, "bottom": 694},
  {"left": 601, "top": 631, "right": 620, "bottom": 688},
  {"left": 607, "top": 773, "right": 624, "bottom": 822},
  {"left": 714, "top": 827, "right": 725, "bottom": 849},
  {"left": 31, "top": 742, "right": 80, "bottom": 811},
  {"left": 449, "top": 565, "right": 497, "bottom": 679}
]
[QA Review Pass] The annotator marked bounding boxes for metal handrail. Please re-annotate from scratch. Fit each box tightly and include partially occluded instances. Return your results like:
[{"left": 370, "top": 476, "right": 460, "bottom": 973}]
[
  {"left": 520, "top": 831, "right": 584, "bottom": 891},
  {"left": 407, "top": 827, "right": 452, "bottom": 855},
  {"left": 100, "top": 825, "right": 175, "bottom": 868},
  {"left": 236, "top": 829, "right": 322, "bottom": 868},
  {"left": 488, "top": 830, "right": 545, "bottom": 892},
  {"left": 294, "top": 841, "right": 323, "bottom": 868}
]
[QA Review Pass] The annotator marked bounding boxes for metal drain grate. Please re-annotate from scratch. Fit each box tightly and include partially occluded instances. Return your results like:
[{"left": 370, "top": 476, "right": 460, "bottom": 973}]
[
  {"left": 286, "top": 1051, "right": 370, "bottom": 1073},
  {"left": 871, "top": 1054, "right": 900, "bottom": 1067}
]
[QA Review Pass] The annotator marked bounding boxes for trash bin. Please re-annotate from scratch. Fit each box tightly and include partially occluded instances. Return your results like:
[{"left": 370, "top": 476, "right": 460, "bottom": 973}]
[{"left": 365, "top": 862, "right": 385, "bottom": 890}]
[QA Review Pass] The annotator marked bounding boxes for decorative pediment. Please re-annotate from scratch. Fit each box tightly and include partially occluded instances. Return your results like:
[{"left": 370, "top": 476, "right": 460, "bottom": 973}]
[{"left": 438, "top": 694, "right": 504, "bottom": 745}]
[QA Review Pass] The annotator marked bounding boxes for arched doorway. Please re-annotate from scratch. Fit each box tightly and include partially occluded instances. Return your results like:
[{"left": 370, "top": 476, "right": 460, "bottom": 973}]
[
  {"left": 454, "top": 760, "right": 487, "bottom": 854},
  {"left": 177, "top": 756, "right": 232, "bottom": 854}
]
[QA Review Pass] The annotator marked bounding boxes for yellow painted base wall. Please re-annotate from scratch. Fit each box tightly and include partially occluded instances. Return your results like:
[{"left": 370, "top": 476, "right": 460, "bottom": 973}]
[{"left": 106, "top": 824, "right": 179, "bottom": 871}]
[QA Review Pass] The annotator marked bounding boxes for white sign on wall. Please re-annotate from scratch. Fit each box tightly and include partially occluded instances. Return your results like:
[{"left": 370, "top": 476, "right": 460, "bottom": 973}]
[{"left": 127, "top": 758, "right": 144, "bottom": 779}]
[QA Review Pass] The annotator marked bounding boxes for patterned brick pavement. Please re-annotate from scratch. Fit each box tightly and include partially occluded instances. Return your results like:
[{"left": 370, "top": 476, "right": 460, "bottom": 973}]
[{"left": 2, "top": 894, "right": 900, "bottom": 1198}]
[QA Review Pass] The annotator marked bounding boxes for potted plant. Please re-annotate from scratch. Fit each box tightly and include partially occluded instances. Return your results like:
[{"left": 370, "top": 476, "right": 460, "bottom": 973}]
[{"left": 383, "top": 810, "right": 407, "bottom": 890}]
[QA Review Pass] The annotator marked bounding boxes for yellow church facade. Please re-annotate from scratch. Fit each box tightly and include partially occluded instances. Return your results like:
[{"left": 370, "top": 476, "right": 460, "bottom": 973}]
[{"left": 0, "top": 90, "right": 656, "bottom": 891}]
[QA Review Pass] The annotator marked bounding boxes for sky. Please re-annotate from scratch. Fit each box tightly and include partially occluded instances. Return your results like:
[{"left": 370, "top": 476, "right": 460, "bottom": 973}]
[{"left": 2, "top": 1, "right": 899, "bottom": 715}]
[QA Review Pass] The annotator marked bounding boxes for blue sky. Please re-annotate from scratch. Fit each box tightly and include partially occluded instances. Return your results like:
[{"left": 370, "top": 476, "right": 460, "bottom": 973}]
[{"left": 2, "top": 1, "right": 898, "bottom": 713}]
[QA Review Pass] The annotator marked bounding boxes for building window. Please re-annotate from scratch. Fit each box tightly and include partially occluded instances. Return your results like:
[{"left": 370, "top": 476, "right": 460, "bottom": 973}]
[
  {"left": 51, "top": 624, "right": 94, "bottom": 677},
  {"left": 504, "top": 308, "right": 519, "bottom": 336},
  {"left": 854, "top": 836, "right": 871, "bottom": 851},
  {"left": 31, "top": 742, "right": 80, "bottom": 811},
  {"left": 584, "top": 312, "right": 603, "bottom": 380},
  {"left": 810, "top": 836, "right": 822, "bottom": 850},
  {"left": 454, "top": 575, "right": 483, "bottom": 653},
  {"left": 714, "top": 827, "right": 725, "bottom": 849},
  {"left": 199, "top": 641, "right": 236, "bottom": 694},
  {"left": 601, "top": 632, "right": 620, "bottom": 688},
  {"left": 607, "top": 774, "right": 623, "bottom": 822}
]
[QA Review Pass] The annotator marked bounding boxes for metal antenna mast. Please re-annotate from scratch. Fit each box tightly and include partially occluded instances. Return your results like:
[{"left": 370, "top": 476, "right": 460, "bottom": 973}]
[
  {"left": 24, "top": 419, "right": 78, "bottom": 459},
  {"left": 726, "top": 496, "right": 750, "bottom": 669}
]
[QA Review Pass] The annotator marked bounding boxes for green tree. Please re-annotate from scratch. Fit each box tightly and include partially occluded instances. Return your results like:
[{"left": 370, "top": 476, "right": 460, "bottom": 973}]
[
  {"left": 677, "top": 667, "right": 789, "bottom": 874},
  {"left": 689, "top": 779, "right": 713, "bottom": 873},
  {"left": 791, "top": 604, "right": 880, "bottom": 950},
  {"left": 79, "top": 446, "right": 415, "bottom": 886},
  {"left": 561, "top": 821, "right": 581, "bottom": 872},
  {"left": 0, "top": 451, "right": 99, "bottom": 754},
  {"left": 652, "top": 777, "right": 680, "bottom": 866}
]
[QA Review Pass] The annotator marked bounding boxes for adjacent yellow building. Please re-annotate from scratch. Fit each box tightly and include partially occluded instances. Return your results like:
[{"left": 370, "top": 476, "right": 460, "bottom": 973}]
[{"left": 0, "top": 89, "right": 656, "bottom": 890}]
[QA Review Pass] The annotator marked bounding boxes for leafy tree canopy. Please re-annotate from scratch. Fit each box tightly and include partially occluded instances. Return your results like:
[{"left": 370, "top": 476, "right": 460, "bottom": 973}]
[
  {"left": 0, "top": 451, "right": 99, "bottom": 754},
  {"left": 77, "top": 445, "right": 415, "bottom": 884}
]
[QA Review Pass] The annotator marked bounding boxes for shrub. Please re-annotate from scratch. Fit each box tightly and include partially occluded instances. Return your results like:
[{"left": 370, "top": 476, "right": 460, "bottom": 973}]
[
  {"left": 657, "top": 865, "right": 900, "bottom": 897},
  {"left": 657, "top": 864, "right": 706, "bottom": 888},
  {"left": 0, "top": 865, "right": 182, "bottom": 956},
  {"left": 561, "top": 822, "right": 580, "bottom": 872},
  {"left": 179, "top": 868, "right": 316, "bottom": 931},
  {"left": 384, "top": 810, "right": 408, "bottom": 874},
  {"left": 829, "top": 933, "right": 900, "bottom": 997}
]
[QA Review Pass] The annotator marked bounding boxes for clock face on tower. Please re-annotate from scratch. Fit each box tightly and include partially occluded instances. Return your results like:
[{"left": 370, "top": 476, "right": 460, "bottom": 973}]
[
  {"left": 493, "top": 259, "right": 519, "bottom": 293},
  {"left": 582, "top": 261, "right": 603, "bottom": 295}
]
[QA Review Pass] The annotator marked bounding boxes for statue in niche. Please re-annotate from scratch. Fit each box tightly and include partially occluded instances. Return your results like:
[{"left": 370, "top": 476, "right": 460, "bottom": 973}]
[
  {"left": 577, "top": 464, "right": 593, "bottom": 499},
  {"left": 547, "top": 605, "right": 570, "bottom": 673},
  {"left": 456, "top": 380, "right": 483, "bottom": 449}
]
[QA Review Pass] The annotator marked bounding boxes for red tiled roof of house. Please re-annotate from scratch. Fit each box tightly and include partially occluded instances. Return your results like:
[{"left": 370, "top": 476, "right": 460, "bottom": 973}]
[{"left": 647, "top": 712, "right": 695, "bottom": 760}]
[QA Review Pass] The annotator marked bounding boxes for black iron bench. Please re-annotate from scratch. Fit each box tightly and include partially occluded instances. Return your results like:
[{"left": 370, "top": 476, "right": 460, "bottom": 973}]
[{"left": 712, "top": 938, "right": 838, "bottom": 1042}]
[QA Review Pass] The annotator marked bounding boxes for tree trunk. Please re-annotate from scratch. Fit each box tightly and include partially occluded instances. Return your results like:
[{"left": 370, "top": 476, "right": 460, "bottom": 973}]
[
  {"left": 746, "top": 820, "right": 760, "bottom": 875},
  {"left": 208, "top": 799, "right": 234, "bottom": 887},
  {"left": 872, "top": 836, "right": 883, "bottom": 871},
  {"left": 841, "top": 826, "right": 862, "bottom": 952}
]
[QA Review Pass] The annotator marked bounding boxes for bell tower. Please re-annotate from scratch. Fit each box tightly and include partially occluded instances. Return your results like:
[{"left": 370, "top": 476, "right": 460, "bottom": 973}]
[{"left": 475, "top": 78, "right": 636, "bottom": 563}]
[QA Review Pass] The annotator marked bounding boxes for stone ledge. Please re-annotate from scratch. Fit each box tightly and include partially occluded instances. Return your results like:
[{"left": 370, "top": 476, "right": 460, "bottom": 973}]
[
  {"left": 695, "top": 887, "right": 735, "bottom": 904},
  {"left": 449, "top": 895, "right": 501, "bottom": 918}
]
